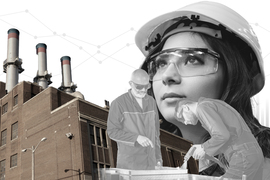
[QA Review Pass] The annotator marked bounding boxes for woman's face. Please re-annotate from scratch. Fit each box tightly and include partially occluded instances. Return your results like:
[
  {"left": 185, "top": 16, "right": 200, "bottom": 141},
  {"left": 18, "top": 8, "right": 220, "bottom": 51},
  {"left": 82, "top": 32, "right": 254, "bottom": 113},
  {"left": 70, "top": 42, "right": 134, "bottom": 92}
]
[{"left": 152, "top": 32, "right": 225, "bottom": 124}]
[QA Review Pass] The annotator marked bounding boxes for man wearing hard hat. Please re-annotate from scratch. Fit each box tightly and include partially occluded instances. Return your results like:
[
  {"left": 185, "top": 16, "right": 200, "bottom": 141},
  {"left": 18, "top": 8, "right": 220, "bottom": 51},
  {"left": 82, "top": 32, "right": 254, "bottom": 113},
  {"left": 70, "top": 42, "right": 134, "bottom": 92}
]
[{"left": 107, "top": 69, "right": 162, "bottom": 170}]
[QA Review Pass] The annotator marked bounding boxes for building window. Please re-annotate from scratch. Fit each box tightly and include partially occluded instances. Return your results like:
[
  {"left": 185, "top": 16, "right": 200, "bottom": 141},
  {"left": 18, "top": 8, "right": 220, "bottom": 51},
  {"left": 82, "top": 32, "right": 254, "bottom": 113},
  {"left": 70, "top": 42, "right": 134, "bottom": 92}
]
[
  {"left": 11, "top": 122, "right": 18, "bottom": 140},
  {"left": 1, "top": 130, "right": 7, "bottom": 146},
  {"left": 14, "top": 95, "right": 18, "bottom": 106},
  {"left": 89, "top": 123, "right": 111, "bottom": 180},
  {"left": 10, "top": 154, "right": 17, "bottom": 168},
  {"left": 93, "top": 162, "right": 110, "bottom": 180},
  {"left": 89, "top": 125, "right": 95, "bottom": 145},
  {"left": 93, "top": 162, "right": 98, "bottom": 180},
  {"left": 101, "top": 129, "right": 107, "bottom": 148},
  {"left": 0, "top": 160, "right": 5, "bottom": 180},
  {"left": 95, "top": 127, "right": 101, "bottom": 146},
  {"left": 2, "top": 103, "right": 8, "bottom": 115}
]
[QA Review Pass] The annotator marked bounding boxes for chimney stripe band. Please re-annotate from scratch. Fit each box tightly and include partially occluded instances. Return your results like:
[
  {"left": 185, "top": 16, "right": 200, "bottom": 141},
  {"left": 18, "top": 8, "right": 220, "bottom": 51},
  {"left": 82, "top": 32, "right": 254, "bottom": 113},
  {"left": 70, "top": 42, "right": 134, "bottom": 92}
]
[
  {"left": 8, "top": 33, "right": 19, "bottom": 39},
  {"left": 37, "top": 47, "right": 46, "bottom": 53},
  {"left": 62, "top": 60, "right": 70, "bottom": 65}
]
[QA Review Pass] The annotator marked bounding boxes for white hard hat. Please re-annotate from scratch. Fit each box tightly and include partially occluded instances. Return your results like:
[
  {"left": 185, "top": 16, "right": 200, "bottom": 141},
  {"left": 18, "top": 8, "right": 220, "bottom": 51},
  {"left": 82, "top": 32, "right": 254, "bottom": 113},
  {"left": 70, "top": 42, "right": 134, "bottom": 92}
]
[
  {"left": 135, "top": 1, "right": 264, "bottom": 95},
  {"left": 130, "top": 69, "right": 150, "bottom": 85}
]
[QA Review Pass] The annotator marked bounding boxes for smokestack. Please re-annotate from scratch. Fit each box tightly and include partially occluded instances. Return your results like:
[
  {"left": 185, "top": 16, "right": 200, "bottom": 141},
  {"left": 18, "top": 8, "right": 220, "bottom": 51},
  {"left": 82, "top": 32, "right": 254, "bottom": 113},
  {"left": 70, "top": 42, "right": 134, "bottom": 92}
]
[
  {"left": 3, "top": 28, "right": 24, "bottom": 93},
  {"left": 58, "top": 56, "right": 77, "bottom": 93},
  {"left": 33, "top": 43, "right": 52, "bottom": 89}
]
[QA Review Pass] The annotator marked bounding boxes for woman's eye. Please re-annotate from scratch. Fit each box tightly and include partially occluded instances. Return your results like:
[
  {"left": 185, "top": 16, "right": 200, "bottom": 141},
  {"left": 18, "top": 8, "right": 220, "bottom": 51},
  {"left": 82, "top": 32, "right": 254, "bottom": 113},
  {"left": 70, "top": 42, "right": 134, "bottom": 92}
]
[
  {"left": 155, "top": 59, "right": 168, "bottom": 69},
  {"left": 185, "top": 56, "right": 204, "bottom": 65}
]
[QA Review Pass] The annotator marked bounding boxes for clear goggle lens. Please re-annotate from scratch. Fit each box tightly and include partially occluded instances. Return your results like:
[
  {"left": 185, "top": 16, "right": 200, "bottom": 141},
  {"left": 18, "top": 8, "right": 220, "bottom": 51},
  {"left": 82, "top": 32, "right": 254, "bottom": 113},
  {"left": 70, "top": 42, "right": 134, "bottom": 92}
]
[
  {"left": 131, "top": 82, "right": 151, "bottom": 90},
  {"left": 147, "top": 48, "right": 220, "bottom": 81}
]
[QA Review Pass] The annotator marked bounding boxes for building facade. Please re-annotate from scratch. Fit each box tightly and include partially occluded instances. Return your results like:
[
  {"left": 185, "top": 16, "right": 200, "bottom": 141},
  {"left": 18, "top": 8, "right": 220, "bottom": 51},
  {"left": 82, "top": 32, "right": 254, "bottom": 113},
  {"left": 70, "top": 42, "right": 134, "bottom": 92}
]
[{"left": 0, "top": 81, "right": 197, "bottom": 180}]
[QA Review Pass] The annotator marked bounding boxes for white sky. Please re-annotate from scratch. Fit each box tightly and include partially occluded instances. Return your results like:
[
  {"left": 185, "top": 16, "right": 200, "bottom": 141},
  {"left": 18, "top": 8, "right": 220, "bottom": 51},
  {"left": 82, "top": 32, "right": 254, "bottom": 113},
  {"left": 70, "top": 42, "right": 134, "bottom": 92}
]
[{"left": 0, "top": 0, "right": 269, "bottom": 109}]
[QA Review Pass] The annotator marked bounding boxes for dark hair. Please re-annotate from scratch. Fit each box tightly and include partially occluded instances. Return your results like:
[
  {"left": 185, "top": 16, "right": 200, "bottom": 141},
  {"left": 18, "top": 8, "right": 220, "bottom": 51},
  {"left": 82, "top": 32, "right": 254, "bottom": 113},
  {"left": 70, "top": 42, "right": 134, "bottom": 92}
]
[{"left": 198, "top": 32, "right": 270, "bottom": 158}]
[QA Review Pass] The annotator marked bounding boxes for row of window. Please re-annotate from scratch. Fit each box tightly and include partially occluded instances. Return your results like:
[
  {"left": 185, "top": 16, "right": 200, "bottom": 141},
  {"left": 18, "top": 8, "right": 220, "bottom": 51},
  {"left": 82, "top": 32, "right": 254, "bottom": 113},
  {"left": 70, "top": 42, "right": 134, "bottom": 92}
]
[
  {"left": 0, "top": 159, "right": 4, "bottom": 180},
  {"left": 89, "top": 124, "right": 111, "bottom": 180},
  {"left": 89, "top": 125, "right": 107, "bottom": 148},
  {"left": 0, "top": 95, "right": 19, "bottom": 180},
  {"left": 1, "top": 122, "right": 18, "bottom": 146},
  {"left": 0, "top": 154, "right": 17, "bottom": 180},
  {"left": 2, "top": 95, "right": 18, "bottom": 115}
]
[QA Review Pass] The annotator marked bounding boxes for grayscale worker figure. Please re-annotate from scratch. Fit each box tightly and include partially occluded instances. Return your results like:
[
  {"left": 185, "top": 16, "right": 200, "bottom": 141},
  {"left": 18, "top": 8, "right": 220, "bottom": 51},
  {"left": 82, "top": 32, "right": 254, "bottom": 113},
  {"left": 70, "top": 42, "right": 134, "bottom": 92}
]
[
  {"left": 107, "top": 69, "right": 162, "bottom": 170},
  {"left": 175, "top": 98, "right": 264, "bottom": 180}
]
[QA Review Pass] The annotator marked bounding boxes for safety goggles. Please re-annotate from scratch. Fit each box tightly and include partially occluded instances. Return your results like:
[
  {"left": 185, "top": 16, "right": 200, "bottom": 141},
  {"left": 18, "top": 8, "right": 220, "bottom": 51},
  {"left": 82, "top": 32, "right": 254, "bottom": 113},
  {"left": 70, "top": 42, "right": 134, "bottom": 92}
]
[
  {"left": 147, "top": 48, "right": 220, "bottom": 81},
  {"left": 131, "top": 82, "right": 151, "bottom": 90}
]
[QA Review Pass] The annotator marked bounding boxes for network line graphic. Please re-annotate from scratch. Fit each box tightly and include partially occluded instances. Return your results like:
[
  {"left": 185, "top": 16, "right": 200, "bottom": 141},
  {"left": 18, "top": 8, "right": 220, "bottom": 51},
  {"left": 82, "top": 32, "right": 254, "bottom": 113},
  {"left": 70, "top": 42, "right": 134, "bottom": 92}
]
[
  {"left": 0, "top": 9, "right": 138, "bottom": 79},
  {"left": 0, "top": 10, "right": 269, "bottom": 79},
  {"left": 0, "top": 3, "right": 269, "bottom": 109}
]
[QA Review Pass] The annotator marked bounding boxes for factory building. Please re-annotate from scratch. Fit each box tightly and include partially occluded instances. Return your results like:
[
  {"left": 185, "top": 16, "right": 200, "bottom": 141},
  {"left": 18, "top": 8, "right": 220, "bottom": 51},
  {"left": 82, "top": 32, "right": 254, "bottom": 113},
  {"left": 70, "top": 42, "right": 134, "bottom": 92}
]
[{"left": 0, "top": 28, "right": 197, "bottom": 180}]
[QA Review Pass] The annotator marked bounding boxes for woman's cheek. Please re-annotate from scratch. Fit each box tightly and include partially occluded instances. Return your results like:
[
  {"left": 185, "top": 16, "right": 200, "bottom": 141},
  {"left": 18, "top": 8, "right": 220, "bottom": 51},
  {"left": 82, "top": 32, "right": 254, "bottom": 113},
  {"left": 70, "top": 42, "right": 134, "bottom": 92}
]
[{"left": 152, "top": 82, "right": 161, "bottom": 107}]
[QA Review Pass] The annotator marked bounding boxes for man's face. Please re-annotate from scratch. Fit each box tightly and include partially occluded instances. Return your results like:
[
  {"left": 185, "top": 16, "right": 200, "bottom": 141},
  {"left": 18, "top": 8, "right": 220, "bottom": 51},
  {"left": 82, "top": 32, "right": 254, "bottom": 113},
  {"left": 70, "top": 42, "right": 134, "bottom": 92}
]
[{"left": 130, "top": 82, "right": 150, "bottom": 98}]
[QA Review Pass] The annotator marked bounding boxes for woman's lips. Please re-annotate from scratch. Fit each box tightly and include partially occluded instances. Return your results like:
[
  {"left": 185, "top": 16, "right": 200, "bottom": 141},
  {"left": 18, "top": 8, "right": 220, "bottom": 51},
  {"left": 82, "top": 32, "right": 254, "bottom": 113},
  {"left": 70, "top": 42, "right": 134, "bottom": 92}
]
[{"left": 162, "top": 93, "right": 185, "bottom": 103}]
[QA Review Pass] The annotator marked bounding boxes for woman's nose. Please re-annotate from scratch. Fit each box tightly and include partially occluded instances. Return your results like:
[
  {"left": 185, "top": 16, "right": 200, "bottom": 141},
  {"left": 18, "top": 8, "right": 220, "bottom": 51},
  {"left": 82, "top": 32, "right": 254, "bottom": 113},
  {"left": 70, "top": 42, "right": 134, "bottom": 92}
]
[{"left": 161, "top": 63, "right": 182, "bottom": 85}]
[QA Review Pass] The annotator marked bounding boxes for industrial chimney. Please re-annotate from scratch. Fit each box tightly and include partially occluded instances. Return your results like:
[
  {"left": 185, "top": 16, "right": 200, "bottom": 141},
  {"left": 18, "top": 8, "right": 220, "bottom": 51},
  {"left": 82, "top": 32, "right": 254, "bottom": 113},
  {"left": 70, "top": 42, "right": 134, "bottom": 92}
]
[
  {"left": 58, "top": 56, "right": 84, "bottom": 99},
  {"left": 33, "top": 43, "right": 52, "bottom": 89},
  {"left": 3, "top": 28, "right": 24, "bottom": 93},
  {"left": 58, "top": 56, "right": 77, "bottom": 93}
]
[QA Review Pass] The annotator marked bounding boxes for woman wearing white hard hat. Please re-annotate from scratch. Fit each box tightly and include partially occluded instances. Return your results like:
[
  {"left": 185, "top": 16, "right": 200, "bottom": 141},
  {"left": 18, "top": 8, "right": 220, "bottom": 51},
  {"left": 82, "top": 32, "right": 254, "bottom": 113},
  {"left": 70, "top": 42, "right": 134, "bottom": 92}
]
[{"left": 135, "top": 1, "right": 270, "bottom": 179}]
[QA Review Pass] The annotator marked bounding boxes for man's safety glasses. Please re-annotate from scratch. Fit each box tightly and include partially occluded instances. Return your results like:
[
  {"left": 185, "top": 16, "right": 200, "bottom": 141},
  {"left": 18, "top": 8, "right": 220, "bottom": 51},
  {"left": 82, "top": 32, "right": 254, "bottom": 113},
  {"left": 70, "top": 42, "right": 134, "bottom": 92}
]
[
  {"left": 131, "top": 82, "right": 151, "bottom": 90},
  {"left": 147, "top": 48, "right": 220, "bottom": 81}
]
